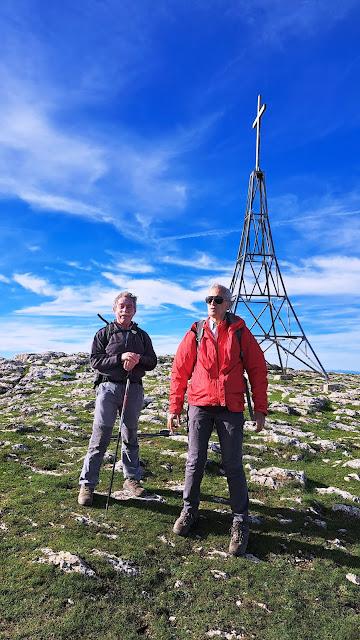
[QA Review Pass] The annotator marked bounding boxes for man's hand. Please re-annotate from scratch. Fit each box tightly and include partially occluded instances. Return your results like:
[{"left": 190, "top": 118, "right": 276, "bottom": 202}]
[
  {"left": 253, "top": 411, "right": 266, "bottom": 433},
  {"left": 167, "top": 413, "right": 181, "bottom": 434},
  {"left": 121, "top": 352, "right": 140, "bottom": 372}
]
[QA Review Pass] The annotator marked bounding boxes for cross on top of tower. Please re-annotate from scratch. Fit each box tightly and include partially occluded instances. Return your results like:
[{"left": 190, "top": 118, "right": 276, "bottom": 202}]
[{"left": 252, "top": 94, "right": 266, "bottom": 171}]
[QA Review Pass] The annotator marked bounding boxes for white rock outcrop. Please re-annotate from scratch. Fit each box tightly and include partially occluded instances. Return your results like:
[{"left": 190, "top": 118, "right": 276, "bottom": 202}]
[
  {"left": 92, "top": 549, "right": 139, "bottom": 576},
  {"left": 34, "top": 548, "right": 96, "bottom": 577},
  {"left": 249, "top": 466, "right": 306, "bottom": 489}
]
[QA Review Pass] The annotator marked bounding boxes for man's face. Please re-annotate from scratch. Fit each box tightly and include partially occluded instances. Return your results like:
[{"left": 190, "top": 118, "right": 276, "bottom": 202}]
[
  {"left": 206, "top": 287, "right": 229, "bottom": 323},
  {"left": 115, "top": 297, "right": 136, "bottom": 326}
]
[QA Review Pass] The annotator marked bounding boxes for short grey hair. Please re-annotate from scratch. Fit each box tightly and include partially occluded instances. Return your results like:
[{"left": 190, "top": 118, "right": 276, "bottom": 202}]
[
  {"left": 209, "top": 283, "right": 232, "bottom": 303},
  {"left": 113, "top": 291, "right": 137, "bottom": 312}
]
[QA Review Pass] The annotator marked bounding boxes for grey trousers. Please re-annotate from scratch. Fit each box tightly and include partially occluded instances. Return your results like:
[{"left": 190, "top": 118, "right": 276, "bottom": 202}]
[
  {"left": 183, "top": 405, "right": 249, "bottom": 518},
  {"left": 79, "top": 381, "right": 144, "bottom": 488}
]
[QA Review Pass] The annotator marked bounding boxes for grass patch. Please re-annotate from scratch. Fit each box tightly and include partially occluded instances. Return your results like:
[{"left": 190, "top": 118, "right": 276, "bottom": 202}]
[{"left": 0, "top": 361, "right": 359, "bottom": 639}]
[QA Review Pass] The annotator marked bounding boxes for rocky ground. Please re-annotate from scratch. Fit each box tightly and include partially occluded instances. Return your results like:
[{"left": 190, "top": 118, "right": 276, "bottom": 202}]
[{"left": 0, "top": 352, "right": 359, "bottom": 640}]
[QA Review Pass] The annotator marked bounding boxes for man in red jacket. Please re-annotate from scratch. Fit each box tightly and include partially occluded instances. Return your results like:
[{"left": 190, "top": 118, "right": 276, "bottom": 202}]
[{"left": 167, "top": 283, "right": 268, "bottom": 556}]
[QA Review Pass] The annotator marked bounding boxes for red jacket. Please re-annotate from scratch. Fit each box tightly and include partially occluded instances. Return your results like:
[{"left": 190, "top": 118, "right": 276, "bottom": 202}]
[{"left": 169, "top": 314, "right": 268, "bottom": 415}]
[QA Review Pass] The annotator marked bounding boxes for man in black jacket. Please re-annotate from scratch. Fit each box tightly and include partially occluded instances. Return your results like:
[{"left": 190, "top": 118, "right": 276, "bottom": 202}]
[{"left": 78, "top": 291, "right": 157, "bottom": 506}]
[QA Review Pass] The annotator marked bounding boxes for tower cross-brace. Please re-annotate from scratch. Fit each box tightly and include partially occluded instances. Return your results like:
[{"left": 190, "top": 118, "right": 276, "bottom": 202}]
[{"left": 252, "top": 94, "right": 266, "bottom": 171}]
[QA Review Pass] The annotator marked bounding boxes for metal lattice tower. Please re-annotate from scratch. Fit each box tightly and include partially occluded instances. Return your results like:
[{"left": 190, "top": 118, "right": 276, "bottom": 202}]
[{"left": 230, "top": 95, "right": 328, "bottom": 379}]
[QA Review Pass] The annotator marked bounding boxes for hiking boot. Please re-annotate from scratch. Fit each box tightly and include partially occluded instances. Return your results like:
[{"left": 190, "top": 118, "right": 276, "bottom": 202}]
[
  {"left": 123, "top": 478, "right": 146, "bottom": 497},
  {"left": 78, "top": 485, "right": 94, "bottom": 506},
  {"left": 173, "top": 510, "right": 198, "bottom": 536},
  {"left": 228, "top": 519, "right": 250, "bottom": 556}
]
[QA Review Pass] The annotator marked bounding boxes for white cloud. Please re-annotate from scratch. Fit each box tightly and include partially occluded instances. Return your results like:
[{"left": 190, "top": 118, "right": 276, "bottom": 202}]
[
  {"left": 160, "top": 227, "right": 241, "bottom": 241},
  {"left": 65, "top": 261, "right": 93, "bottom": 272},
  {"left": 113, "top": 258, "right": 154, "bottom": 274},
  {"left": 0, "top": 320, "right": 93, "bottom": 357},
  {"left": 0, "top": 99, "right": 114, "bottom": 225},
  {"left": 150, "top": 335, "right": 181, "bottom": 356},
  {"left": 161, "top": 252, "right": 233, "bottom": 272},
  {"left": 13, "top": 272, "right": 57, "bottom": 296},
  {"left": 13, "top": 269, "right": 210, "bottom": 316},
  {"left": 101, "top": 274, "right": 204, "bottom": 311},
  {"left": 282, "top": 255, "right": 360, "bottom": 296},
  {"left": 0, "top": 102, "right": 106, "bottom": 185},
  {"left": 12, "top": 254, "right": 360, "bottom": 324},
  {"left": 270, "top": 190, "right": 360, "bottom": 252},
  {"left": 0, "top": 93, "right": 217, "bottom": 237},
  {"left": 16, "top": 189, "right": 110, "bottom": 221},
  {"left": 114, "top": 143, "right": 188, "bottom": 214},
  {"left": 234, "top": 0, "right": 358, "bottom": 45},
  {"left": 15, "top": 284, "right": 117, "bottom": 317},
  {"left": 308, "top": 329, "right": 360, "bottom": 372},
  {"left": 0, "top": 274, "right": 10, "bottom": 283},
  {"left": 0, "top": 5, "right": 231, "bottom": 243},
  {"left": 192, "top": 270, "right": 233, "bottom": 287}
]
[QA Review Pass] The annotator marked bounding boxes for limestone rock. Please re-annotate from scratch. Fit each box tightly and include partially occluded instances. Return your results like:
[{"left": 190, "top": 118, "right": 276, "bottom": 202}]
[
  {"left": 174, "top": 580, "right": 185, "bottom": 589},
  {"left": 342, "top": 459, "right": 360, "bottom": 469},
  {"left": 92, "top": 549, "right": 139, "bottom": 576},
  {"left": 264, "top": 433, "right": 315, "bottom": 451},
  {"left": 158, "top": 535, "right": 175, "bottom": 547},
  {"left": 210, "top": 569, "right": 228, "bottom": 580},
  {"left": 166, "top": 481, "right": 185, "bottom": 492},
  {"left": 72, "top": 513, "right": 111, "bottom": 529},
  {"left": 269, "top": 402, "right": 302, "bottom": 416},
  {"left": 316, "top": 487, "right": 359, "bottom": 503},
  {"left": 332, "top": 504, "right": 360, "bottom": 518},
  {"left": 160, "top": 449, "right": 179, "bottom": 457},
  {"left": 344, "top": 473, "right": 360, "bottom": 482},
  {"left": 110, "top": 490, "right": 166, "bottom": 503},
  {"left": 310, "top": 439, "right": 339, "bottom": 452},
  {"left": 206, "top": 630, "right": 245, "bottom": 639},
  {"left": 244, "top": 553, "right": 261, "bottom": 563},
  {"left": 289, "top": 395, "right": 331, "bottom": 413},
  {"left": 12, "top": 443, "right": 28, "bottom": 451},
  {"left": 170, "top": 434, "right": 189, "bottom": 443},
  {"left": 250, "top": 466, "right": 306, "bottom": 489},
  {"left": 35, "top": 548, "right": 96, "bottom": 577},
  {"left": 143, "top": 395, "right": 155, "bottom": 408},
  {"left": 327, "top": 421, "right": 357, "bottom": 432}
]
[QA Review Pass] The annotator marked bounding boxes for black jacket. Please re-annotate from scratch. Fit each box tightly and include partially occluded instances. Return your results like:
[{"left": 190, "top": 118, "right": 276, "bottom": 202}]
[{"left": 90, "top": 321, "right": 157, "bottom": 384}]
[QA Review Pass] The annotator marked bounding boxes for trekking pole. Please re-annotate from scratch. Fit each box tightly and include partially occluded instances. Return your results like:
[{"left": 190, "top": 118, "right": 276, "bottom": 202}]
[
  {"left": 105, "top": 376, "right": 131, "bottom": 514},
  {"left": 97, "top": 313, "right": 109, "bottom": 325},
  {"left": 244, "top": 375, "right": 254, "bottom": 421}
]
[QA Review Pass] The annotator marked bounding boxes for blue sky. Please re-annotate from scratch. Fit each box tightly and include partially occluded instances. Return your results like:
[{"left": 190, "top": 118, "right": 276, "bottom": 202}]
[{"left": 0, "top": 0, "right": 359, "bottom": 371}]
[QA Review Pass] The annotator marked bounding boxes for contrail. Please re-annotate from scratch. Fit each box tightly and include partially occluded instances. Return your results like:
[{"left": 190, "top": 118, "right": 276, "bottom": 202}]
[{"left": 160, "top": 227, "right": 241, "bottom": 241}]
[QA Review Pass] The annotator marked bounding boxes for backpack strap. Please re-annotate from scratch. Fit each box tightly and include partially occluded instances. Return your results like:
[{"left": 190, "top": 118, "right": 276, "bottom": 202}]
[
  {"left": 105, "top": 322, "right": 114, "bottom": 343},
  {"left": 235, "top": 327, "right": 244, "bottom": 362},
  {"left": 191, "top": 319, "right": 206, "bottom": 347},
  {"left": 133, "top": 326, "right": 146, "bottom": 350}
]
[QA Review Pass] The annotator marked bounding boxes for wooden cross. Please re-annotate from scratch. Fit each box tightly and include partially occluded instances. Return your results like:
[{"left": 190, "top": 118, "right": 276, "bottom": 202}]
[{"left": 252, "top": 94, "right": 266, "bottom": 171}]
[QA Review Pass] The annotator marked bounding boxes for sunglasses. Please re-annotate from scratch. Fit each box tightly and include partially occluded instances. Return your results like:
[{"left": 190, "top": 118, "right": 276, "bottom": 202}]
[{"left": 205, "top": 295, "right": 224, "bottom": 304}]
